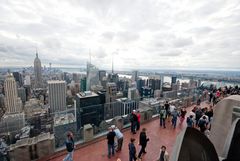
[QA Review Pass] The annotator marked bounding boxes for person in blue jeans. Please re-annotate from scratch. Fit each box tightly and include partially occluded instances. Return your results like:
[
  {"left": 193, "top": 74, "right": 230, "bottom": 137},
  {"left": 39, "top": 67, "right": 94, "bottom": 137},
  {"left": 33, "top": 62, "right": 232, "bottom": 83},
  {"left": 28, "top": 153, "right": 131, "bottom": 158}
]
[
  {"left": 171, "top": 108, "right": 179, "bottom": 129},
  {"left": 128, "top": 138, "right": 137, "bottom": 161},
  {"left": 63, "top": 132, "right": 75, "bottom": 161},
  {"left": 107, "top": 127, "right": 116, "bottom": 158},
  {"left": 159, "top": 106, "right": 167, "bottom": 128}
]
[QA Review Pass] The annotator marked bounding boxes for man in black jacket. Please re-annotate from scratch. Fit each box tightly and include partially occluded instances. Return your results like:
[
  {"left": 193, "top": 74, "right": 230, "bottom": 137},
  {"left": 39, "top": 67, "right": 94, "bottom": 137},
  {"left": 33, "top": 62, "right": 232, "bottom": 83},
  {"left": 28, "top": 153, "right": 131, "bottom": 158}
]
[
  {"left": 138, "top": 128, "right": 149, "bottom": 159},
  {"left": 130, "top": 110, "right": 138, "bottom": 134},
  {"left": 107, "top": 127, "right": 116, "bottom": 158}
]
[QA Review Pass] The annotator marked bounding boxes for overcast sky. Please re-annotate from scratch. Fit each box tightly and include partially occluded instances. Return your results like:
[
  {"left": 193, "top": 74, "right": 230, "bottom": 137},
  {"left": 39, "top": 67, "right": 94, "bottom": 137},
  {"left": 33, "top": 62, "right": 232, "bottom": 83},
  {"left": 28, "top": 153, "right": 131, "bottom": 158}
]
[{"left": 0, "top": 0, "right": 240, "bottom": 70}]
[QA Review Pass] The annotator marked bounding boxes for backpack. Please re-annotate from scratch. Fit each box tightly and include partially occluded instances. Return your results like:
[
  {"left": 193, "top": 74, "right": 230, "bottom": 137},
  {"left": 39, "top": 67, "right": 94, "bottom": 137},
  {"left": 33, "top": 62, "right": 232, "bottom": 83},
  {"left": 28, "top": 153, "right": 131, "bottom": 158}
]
[
  {"left": 187, "top": 117, "right": 190, "bottom": 124},
  {"left": 198, "top": 119, "right": 205, "bottom": 128},
  {"left": 66, "top": 140, "right": 74, "bottom": 152}
]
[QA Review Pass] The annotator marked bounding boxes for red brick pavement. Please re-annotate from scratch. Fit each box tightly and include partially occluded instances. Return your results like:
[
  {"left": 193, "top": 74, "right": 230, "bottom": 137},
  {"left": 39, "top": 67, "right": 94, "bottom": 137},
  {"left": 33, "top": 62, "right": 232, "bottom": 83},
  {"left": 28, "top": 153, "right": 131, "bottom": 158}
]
[{"left": 50, "top": 102, "right": 209, "bottom": 161}]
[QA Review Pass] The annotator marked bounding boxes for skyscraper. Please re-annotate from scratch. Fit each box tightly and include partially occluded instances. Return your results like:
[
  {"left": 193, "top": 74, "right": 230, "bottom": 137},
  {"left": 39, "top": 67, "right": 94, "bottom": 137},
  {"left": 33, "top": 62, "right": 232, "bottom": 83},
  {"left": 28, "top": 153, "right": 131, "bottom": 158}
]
[
  {"left": 128, "top": 88, "right": 138, "bottom": 100},
  {"left": 80, "top": 77, "right": 87, "bottom": 92},
  {"left": 105, "top": 82, "right": 117, "bottom": 119},
  {"left": 4, "top": 74, "right": 22, "bottom": 114},
  {"left": 86, "top": 62, "right": 100, "bottom": 91},
  {"left": 76, "top": 91, "right": 103, "bottom": 129},
  {"left": 132, "top": 70, "right": 138, "bottom": 82},
  {"left": 34, "top": 52, "right": 43, "bottom": 88},
  {"left": 13, "top": 72, "right": 23, "bottom": 86},
  {"left": 48, "top": 80, "right": 66, "bottom": 113}
]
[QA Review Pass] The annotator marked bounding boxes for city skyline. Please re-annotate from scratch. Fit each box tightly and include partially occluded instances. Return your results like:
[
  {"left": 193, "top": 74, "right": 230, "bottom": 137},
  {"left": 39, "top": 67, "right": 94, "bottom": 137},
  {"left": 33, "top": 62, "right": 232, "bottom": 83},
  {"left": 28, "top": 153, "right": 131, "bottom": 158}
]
[{"left": 0, "top": 0, "right": 240, "bottom": 70}]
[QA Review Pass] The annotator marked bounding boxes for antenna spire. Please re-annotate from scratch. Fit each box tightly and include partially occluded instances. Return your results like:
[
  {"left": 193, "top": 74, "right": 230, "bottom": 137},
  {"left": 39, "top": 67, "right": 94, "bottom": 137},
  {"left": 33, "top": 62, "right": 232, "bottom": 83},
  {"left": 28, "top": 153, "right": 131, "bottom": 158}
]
[
  {"left": 112, "top": 53, "right": 114, "bottom": 74},
  {"left": 36, "top": 47, "right": 38, "bottom": 58},
  {"left": 89, "top": 49, "right": 91, "bottom": 64}
]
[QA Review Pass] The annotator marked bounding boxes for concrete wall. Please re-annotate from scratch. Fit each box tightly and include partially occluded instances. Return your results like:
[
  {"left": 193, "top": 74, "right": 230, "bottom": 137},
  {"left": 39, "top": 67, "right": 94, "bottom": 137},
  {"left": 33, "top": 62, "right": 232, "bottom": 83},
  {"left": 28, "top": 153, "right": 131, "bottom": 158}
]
[
  {"left": 210, "top": 95, "right": 240, "bottom": 156},
  {"left": 54, "top": 121, "right": 82, "bottom": 148},
  {"left": 9, "top": 133, "right": 55, "bottom": 161}
]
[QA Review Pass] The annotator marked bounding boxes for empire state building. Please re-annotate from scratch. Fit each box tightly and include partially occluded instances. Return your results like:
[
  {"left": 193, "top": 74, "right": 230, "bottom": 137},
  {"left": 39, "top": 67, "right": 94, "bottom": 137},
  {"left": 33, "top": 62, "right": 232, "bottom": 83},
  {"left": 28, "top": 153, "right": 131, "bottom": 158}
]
[{"left": 34, "top": 52, "right": 43, "bottom": 88}]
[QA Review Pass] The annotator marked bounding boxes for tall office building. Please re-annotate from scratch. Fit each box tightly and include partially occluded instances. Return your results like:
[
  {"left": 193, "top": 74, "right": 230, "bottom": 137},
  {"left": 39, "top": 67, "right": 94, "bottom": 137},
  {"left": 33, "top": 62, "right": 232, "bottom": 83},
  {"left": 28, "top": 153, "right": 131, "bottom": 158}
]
[
  {"left": 0, "top": 94, "right": 4, "bottom": 110},
  {"left": 13, "top": 72, "right": 23, "bottom": 86},
  {"left": 4, "top": 74, "right": 22, "bottom": 114},
  {"left": 18, "top": 87, "right": 27, "bottom": 104},
  {"left": 132, "top": 70, "right": 138, "bottom": 82},
  {"left": 72, "top": 73, "right": 80, "bottom": 83},
  {"left": 99, "top": 70, "right": 106, "bottom": 81},
  {"left": 48, "top": 80, "right": 66, "bottom": 113},
  {"left": 80, "top": 77, "right": 87, "bottom": 92},
  {"left": 137, "top": 79, "right": 145, "bottom": 96},
  {"left": 24, "top": 75, "right": 31, "bottom": 86},
  {"left": 76, "top": 91, "right": 104, "bottom": 129},
  {"left": 105, "top": 82, "right": 117, "bottom": 119},
  {"left": 108, "top": 73, "right": 119, "bottom": 83},
  {"left": 128, "top": 88, "right": 138, "bottom": 100},
  {"left": 148, "top": 79, "right": 161, "bottom": 91},
  {"left": 86, "top": 62, "right": 99, "bottom": 91},
  {"left": 34, "top": 52, "right": 43, "bottom": 88},
  {"left": 171, "top": 76, "right": 177, "bottom": 84}
]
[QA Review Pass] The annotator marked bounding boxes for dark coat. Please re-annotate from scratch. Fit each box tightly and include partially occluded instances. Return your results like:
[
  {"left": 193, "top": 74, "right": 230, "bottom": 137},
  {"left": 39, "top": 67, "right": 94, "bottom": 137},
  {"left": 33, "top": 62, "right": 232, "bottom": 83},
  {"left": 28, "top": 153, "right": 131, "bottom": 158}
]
[{"left": 139, "top": 131, "right": 149, "bottom": 146}]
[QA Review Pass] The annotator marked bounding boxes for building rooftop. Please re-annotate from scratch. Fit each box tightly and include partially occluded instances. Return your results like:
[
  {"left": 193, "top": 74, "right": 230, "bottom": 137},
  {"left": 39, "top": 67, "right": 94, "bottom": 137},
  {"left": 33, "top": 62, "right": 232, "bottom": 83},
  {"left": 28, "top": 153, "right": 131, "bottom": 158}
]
[
  {"left": 44, "top": 103, "right": 208, "bottom": 161},
  {"left": 54, "top": 113, "right": 76, "bottom": 126},
  {"left": 47, "top": 80, "right": 66, "bottom": 84},
  {"left": 77, "top": 91, "right": 98, "bottom": 98}
]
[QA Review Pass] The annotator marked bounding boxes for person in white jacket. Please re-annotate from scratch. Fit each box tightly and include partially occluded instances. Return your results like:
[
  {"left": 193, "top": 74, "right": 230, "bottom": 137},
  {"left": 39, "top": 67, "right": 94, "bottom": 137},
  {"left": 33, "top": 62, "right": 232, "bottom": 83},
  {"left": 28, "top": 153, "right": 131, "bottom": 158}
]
[{"left": 157, "top": 145, "right": 169, "bottom": 161}]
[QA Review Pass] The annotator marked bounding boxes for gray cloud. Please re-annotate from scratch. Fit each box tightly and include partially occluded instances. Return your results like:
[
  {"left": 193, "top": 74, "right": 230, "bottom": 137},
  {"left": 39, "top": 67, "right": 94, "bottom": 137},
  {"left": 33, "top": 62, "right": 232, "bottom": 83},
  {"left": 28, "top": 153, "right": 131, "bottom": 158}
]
[
  {"left": 173, "top": 37, "right": 193, "bottom": 48},
  {"left": 0, "top": 0, "right": 240, "bottom": 70}
]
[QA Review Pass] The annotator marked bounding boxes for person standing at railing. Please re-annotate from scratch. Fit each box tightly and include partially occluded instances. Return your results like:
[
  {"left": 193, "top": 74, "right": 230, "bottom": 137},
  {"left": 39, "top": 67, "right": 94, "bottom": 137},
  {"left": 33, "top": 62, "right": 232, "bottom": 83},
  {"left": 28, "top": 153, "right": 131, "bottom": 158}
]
[
  {"left": 164, "top": 101, "right": 170, "bottom": 122},
  {"left": 159, "top": 106, "right": 166, "bottom": 128},
  {"left": 136, "top": 110, "right": 141, "bottom": 131},
  {"left": 107, "top": 126, "right": 116, "bottom": 159},
  {"left": 63, "top": 131, "right": 75, "bottom": 161},
  {"left": 112, "top": 125, "right": 124, "bottom": 152},
  {"left": 130, "top": 110, "right": 138, "bottom": 134}
]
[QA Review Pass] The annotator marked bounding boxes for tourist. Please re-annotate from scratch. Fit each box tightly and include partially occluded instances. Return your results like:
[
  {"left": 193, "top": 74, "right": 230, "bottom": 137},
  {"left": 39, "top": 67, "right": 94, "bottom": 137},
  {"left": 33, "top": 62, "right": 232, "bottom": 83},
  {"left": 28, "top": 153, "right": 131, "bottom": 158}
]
[
  {"left": 128, "top": 138, "right": 137, "bottom": 161},
  {"left": 63, "top": 132, "right": 75, "bottom": 161},
  {"left": 189, "top": 109, "right": 196, "bottom": 127},
  {"left": 164, "top": 101, "right": 170, "bottom": 121},
  {"left": 198, "top": 116, "right": 208, "bottom": 133},
  {"left": 209, "top": 92, "right": 213, "bottom": 103},
  {"left": 157, "top": 145, "right": 169, "bottom": 161},
  {"left": 195, "top": 107, "right": 203, "bottom": 127},
  {"left": 112, "top": 125, "right": 124, "bottom": 152},
  {"left": 206, "top": 106, "right": 213, "bottom": 123},
  {"left": 169, "top": 103, "right": 175, "bottom": 122},
  {"left": 171, "top": 108, "right": 179, "bottom": 129},
  {"left": 179, "top": 107, "right": 187, "bottom": 125},
  {"left": 186, "top": 115, "right": 194, "bottom": 127},
  {"left": 197, "top": 97, "right": 201, "bottom": 105},
  {"left": 130, "top": 110, "right": 138, "bottom": 134},
  {"left": 136, "top": 110, "right": 141, "bottom": 131},
  {"left": 138, "top": 128, "right": 149, "bottom": 159},
  {"left": 107, "top": 127, "right": 116, "bottom": 158},
  {"left": 159, "top": 105, "right": 167, "bottom": 128}
]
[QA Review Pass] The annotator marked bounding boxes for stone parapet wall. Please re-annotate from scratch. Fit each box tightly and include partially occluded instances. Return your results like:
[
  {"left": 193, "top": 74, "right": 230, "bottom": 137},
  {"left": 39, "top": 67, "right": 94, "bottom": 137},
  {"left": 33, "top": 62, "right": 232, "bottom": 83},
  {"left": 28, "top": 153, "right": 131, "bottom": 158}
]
[{"left": 9, "top": 132, "right": 55, "bottom": 161}]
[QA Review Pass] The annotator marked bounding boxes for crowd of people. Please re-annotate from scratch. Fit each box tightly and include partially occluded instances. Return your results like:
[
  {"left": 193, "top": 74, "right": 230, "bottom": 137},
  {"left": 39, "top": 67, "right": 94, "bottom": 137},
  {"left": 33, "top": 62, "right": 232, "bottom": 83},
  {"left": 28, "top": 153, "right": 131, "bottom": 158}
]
[
  {"left": 63, "top": 87, "right": 229, "bottom": 161},
  {"left": 62, "top": 99, "right": 216, "bottom": 161},
  {"left": 105, "top": 108, "right": 172, "bottom": 161}
]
